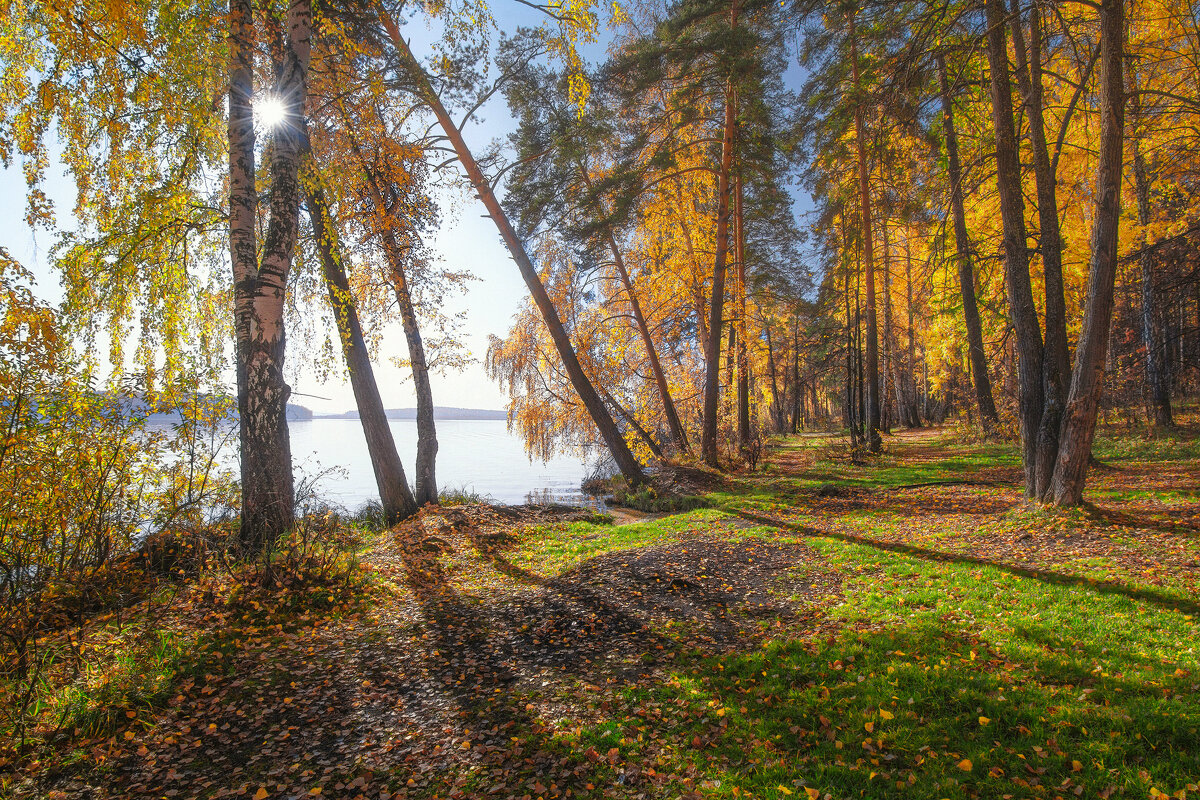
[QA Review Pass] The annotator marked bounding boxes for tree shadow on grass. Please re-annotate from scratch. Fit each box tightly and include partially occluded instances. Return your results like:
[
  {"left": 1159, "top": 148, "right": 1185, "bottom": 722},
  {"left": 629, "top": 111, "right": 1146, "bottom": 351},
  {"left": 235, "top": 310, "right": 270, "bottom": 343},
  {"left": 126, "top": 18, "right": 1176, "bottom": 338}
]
[
  {"left": 1081, "top": 502, "right": 1200, "bottom": 539},
  {"left": 680, "top": 622, "right": 1200, "bottom": 799},
  {"left": 388, "top": 533, "right": 841, "bottom": 796},
  {"left": 733, "top": 508, "right": 1200, "bottom": 617}
]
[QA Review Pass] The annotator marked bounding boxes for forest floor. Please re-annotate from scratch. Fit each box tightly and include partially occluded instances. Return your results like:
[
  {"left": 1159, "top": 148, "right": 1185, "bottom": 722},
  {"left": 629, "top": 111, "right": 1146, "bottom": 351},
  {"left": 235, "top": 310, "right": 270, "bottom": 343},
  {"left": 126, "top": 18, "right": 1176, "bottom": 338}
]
[{"left": 6, "top": 423, "right": 1200, "bottom": 800}]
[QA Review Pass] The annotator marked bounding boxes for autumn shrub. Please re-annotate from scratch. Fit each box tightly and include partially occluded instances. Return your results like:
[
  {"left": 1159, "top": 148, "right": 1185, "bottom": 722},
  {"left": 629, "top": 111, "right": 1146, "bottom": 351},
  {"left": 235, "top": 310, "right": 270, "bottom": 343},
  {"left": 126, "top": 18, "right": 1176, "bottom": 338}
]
[
  {"left": 438, "top": 485, "right": 493, "bottom": 506},
  {"left": 0, "top": 260, "right": 241, "bottom": 747},
  {"left": 232, "top": 508, "right": 366, "bottom": 611},
  {"left": 608, "top": 478, "right": 711, "bottom": 513},
  {"left": 348, "top": 500, "right": 388, "bottom": 532}
]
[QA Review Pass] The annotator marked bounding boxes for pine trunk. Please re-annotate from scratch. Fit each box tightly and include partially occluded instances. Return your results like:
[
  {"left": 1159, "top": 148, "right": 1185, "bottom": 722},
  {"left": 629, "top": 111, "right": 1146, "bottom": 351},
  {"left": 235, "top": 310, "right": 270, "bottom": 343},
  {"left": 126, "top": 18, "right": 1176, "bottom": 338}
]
[
  {"left": 1051, "top": 0, "right": 1125, "bottom": 505},
  {"left": 985, "top": 0, "right": 1044, "bottom": 499},
  {"left": 734, "top": 171, "right": 751, "bottom": 450},
  {"left": 701, "top": 58, "right": 738, "bottom": 467},
  {"left": 849, "top": 14, "right": 881, "bottom": 453},
  {"left": 937, "top": 52, "right": 1000, "bottom": 429}
]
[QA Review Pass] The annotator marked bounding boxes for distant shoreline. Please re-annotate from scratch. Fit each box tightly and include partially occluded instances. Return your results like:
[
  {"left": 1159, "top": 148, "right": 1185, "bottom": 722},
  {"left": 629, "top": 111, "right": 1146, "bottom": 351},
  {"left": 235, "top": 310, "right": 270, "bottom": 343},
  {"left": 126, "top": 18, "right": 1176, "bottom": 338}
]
[{"left": 310, "top": 407, "right": 507, "bottom": 422}]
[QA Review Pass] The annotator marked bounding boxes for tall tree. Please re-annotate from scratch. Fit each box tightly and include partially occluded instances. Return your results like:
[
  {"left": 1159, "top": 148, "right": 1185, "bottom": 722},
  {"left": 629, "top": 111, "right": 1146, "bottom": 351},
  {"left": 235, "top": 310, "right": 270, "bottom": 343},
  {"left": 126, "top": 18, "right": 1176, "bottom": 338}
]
[
  {"left": 848, "top": 8, "right": 882, "bottom": 453},
  {"left": 228, "top": 0, "right": 312, "bottom": 548},
  {"left": 304, "top": 175, "right": 419, "bottom": 523},
  {"left": 1128, "top": 67, "right": 1173, "bottom": 428},
  {"left": 1050, "top": 0, "right": 1126, "bottom": 505},
  {"left": 984, "top": 0, "right": 1044, "bottom": 499},
  {"left": 378, "top": 10, "right": 647, "bottom": 484},
  {"left": 936, "top": 51, "right": 999, "bottom": 429},
  {"left": 1008, "top": 0, "right": 1069, "bottom": 498}
]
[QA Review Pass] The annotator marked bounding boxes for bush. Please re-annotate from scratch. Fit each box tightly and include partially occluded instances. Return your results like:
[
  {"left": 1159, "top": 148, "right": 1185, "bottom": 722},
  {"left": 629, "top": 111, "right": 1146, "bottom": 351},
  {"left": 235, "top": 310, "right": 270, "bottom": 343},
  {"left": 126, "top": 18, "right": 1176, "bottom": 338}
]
[{"left": 609, "top": 480, "right": 711, "bottom": 513}]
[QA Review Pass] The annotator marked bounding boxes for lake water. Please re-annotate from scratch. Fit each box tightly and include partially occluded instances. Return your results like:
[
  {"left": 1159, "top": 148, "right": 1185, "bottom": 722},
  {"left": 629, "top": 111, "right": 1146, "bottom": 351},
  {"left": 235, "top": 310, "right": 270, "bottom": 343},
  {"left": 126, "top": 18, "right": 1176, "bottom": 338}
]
[{"left": 288, "top": 418, "right": 592, "bottom": 509}]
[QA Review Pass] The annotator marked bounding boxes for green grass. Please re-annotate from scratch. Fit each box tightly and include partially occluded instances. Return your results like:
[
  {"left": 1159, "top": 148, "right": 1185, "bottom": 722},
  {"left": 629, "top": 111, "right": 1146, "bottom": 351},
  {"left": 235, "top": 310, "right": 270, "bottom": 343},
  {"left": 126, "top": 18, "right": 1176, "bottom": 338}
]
[
  {"left": 509, "top": 426, "right": 1200, "bottom": 799},
  {"left": 553, "top": 536, "right": 1200, "bottom": 800},
  {"left": 508, "top": 508, "right": 736, "bottom": 575}
]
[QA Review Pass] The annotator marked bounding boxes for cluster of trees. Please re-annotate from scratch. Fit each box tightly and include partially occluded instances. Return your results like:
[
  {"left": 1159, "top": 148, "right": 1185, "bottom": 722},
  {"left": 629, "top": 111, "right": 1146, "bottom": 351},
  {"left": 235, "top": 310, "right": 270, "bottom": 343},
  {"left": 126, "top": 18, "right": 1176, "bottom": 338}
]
[
  {"left": 2, "top": 0, "right": 1198, "bottom": 554},
  {"left": 795, "top": 0, "right": 1199, "bottom": 504},
  {"left": 488, "top": 0, "right": 1199, "bottom": 507}
]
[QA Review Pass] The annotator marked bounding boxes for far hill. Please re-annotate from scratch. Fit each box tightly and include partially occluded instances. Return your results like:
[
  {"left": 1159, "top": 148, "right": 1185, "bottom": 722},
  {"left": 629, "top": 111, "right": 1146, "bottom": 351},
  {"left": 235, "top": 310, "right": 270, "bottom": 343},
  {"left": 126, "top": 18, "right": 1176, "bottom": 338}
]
[{"left": 314, "top": 406, "right": 506, "bottom": 421}]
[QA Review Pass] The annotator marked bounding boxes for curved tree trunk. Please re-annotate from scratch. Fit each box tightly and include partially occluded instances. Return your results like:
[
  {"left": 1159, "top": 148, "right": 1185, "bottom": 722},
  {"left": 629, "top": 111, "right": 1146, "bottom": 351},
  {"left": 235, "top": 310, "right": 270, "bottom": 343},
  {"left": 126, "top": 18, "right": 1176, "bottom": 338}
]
[
  {"left": 379, "top": 11, "right": 646, "bottom": 484},
  {"left": 306, "top": 183, "right": 418, "bottom": 523},
  {"left": 364, "top": 174, "right": 439, "bottom": 507},
  {"left": 1051, "top": 0, "right": 1125, "bottom": 505},
  {"left": 606, "top": 234, "right": 690, "bottom": 454},
  {"left": 580, "top": 166, "right": 689, "bottom": 454},
  {"left": 937, "top": 52, "right": 1000, "bottom": 430},
  {"left": 380, "top": 226, "right": 439, "bottom": 506}
]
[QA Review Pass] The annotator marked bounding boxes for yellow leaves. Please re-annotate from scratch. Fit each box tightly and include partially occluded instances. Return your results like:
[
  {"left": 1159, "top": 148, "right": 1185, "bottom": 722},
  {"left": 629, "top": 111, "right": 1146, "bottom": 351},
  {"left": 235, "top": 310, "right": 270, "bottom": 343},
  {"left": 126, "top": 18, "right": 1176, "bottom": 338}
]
[
  {"left": 804, "top": 788, "right": 820, "bottom": 800},
  {"left": 956, "top": 758, "right": 973, "bottom": 772},
  {"left": 253, "top": 788, "right": 269, "bottom": 800},
  {"left": 864, "top": 721, "right": 874, "bottom": 733},
  {"left": 1072, "top": 760, "right": 1083, "bottom": 772},
  {"left": 879, "top": 709, "right": 894, "bottom": 720},
  {"left": 978, "top": 716, "right": 990, "bottom": 726}
]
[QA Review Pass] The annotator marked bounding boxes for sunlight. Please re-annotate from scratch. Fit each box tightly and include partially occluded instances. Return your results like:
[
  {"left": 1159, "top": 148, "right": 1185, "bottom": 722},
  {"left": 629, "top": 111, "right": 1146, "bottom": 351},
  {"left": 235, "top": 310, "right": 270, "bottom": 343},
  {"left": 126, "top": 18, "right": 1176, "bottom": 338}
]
[{"left": 255, "top": 95, "right": 288, "bottom": 130}]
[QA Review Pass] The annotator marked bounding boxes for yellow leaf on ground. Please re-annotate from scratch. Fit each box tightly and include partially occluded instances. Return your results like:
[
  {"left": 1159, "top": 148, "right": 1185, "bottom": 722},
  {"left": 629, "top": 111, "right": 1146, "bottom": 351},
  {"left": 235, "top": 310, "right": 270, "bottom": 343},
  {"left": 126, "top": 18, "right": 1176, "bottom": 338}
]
[
  {"left": 957, "top": 758, "right": 973, "bottom": 772},
  {"left": 804, "top": 789, "right": 819, "bottom": 800},
  {"left": 880, "top": 710, "right": 894, "bottom": 720},
  {"left": 254, "top": 789, "right": 269, "bottom": 800},
  {"left": 978, "top": 716, "right": 991, "bottom": 726},
  {"left": 1072, "top": 760, "right": 1083, "bottom": 772},
  {"left": 864, "top": 721, "right": 874, "bottom": 733}
]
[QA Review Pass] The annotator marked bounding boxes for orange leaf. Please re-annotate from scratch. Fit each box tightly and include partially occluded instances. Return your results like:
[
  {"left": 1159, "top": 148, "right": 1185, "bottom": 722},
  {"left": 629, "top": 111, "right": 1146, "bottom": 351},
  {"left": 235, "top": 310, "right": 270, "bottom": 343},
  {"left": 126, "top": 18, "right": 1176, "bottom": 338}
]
[{"left": 957, "top": 758, "right": 973, "bottom": 771}]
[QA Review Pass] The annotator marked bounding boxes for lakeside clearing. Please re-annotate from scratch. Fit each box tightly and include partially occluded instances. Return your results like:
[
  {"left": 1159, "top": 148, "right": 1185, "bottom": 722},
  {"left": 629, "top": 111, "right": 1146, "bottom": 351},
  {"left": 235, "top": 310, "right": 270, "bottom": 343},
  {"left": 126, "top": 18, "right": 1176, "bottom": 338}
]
[{"left": 4, "top": 425, "right": 1199, "bottom": 800}]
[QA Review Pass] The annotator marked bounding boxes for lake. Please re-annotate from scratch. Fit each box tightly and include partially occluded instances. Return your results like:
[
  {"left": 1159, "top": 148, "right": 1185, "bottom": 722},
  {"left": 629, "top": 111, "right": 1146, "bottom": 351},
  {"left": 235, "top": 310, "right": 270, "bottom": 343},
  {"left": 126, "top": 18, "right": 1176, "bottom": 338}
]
[{"left": 288, "top": 418, "right": 593, "bottom": 509}]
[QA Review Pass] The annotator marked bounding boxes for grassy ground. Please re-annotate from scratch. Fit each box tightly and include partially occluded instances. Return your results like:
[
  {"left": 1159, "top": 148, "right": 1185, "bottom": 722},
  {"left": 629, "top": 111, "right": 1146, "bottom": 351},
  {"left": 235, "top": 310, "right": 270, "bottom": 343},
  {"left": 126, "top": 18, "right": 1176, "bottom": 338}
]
[{"left": 3, "top": 424, "right": 1199, "bottom": 799}]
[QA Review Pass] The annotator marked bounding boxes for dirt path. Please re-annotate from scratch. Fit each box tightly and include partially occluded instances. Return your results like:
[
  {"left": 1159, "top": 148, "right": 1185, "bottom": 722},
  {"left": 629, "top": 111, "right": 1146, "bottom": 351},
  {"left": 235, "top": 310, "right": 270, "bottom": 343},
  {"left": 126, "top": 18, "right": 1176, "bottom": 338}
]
[{"left": 51, "top": 505, "right": 840, "bottom": 800}]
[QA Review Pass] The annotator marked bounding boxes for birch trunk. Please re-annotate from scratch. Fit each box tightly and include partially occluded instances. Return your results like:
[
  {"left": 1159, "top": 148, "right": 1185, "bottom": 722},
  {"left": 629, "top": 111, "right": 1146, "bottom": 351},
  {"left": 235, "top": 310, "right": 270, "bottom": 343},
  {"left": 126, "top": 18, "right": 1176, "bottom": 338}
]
[{"left": 228, "top": 0, "right": 311, "bottom": 549}]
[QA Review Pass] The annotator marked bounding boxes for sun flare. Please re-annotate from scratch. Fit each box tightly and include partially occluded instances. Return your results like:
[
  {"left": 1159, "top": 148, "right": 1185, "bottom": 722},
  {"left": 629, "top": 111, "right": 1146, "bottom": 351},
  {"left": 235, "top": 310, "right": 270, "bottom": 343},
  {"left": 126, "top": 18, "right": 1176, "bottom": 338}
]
[{"left": 255, "top": 95, "right": 288, "bottom": 130}]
